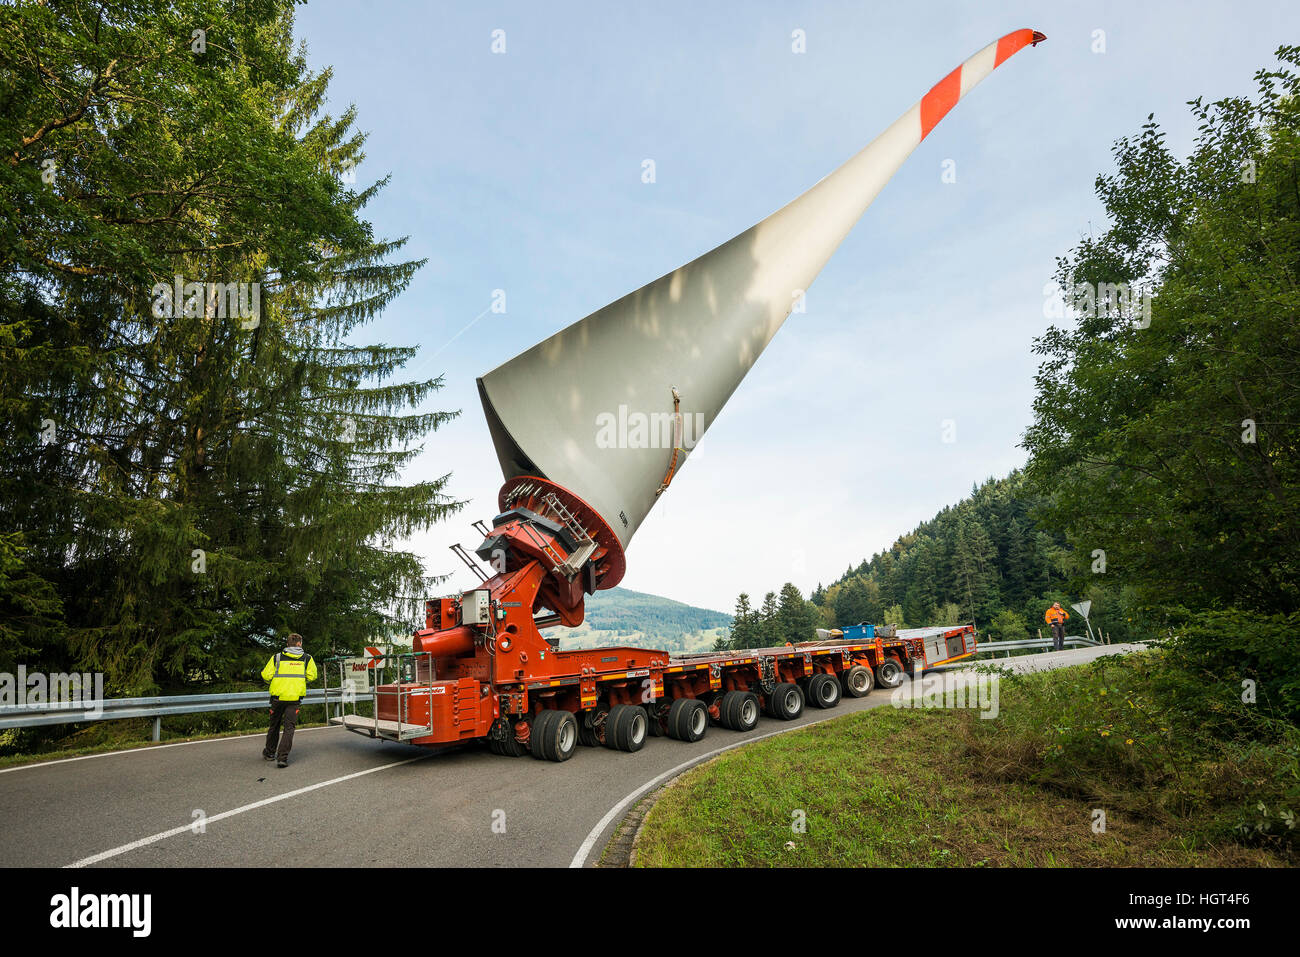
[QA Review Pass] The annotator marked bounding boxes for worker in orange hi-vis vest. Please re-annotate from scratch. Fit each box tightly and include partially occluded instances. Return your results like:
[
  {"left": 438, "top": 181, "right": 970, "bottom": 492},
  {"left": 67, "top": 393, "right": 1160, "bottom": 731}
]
[{"left": 1045, "top": 603, "right": 1070, "bottom": 652}]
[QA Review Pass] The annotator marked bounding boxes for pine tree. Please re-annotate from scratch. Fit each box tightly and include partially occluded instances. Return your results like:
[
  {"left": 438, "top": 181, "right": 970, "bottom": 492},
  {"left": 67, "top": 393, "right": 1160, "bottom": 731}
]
[
  {"left": 757, "top": 591, "right": 779, "bottom": 647},
  {"left": 0, "top": 2, "right": 460, "bottom": 692},
  {"left": 831, "top": 576, "right": 881, "bottom": 628},
  {"left": 902, "top": 540, "right": 938, "bottom": 625},
  {"left": 776, "top": 582, "right": 817, "bottom": 644},
  {"left": 727, "top": 592, "right": 755, "bottom": 649}
]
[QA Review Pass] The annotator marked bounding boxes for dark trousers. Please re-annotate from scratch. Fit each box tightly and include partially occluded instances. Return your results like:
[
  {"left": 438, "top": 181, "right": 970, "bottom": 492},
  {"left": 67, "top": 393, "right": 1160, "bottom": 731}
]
[
  {"left": 1051, "top": 622, "right": 1066, "bottom": 651},
  {"left": 264, "top": 698, "right": 301, "bottom": 760}
]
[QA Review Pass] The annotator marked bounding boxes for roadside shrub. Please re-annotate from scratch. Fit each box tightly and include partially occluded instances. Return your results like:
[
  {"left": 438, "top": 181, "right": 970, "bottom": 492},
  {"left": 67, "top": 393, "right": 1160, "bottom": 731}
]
[
  {"left": 963, "top": 650, "right": 1299, "bottom": 858},
  {"left": 1165, "top": 609, "right": 1300, "bottom": 724}
]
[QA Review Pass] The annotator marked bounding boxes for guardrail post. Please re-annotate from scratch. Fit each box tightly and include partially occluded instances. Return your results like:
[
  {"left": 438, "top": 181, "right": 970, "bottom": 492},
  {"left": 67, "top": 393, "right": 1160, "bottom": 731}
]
[{"left": 151, "top": 717, "right": 160, "bottom": 742}]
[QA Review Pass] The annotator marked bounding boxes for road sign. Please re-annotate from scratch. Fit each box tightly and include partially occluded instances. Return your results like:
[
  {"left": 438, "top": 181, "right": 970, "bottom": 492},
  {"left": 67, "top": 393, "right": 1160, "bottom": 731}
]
[
  {"left": 343, "top": 658, "right": 371, "bottom": 690},
  {"left": 1071, "top": 601, "right": 1096, "bottom": 643},
  {"left": 364, "top": 645, "right": 386, "bottom": 669}
]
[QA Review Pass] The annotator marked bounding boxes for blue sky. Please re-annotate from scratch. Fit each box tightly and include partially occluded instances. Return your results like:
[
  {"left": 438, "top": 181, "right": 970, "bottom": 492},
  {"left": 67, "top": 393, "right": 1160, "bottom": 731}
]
[{"left": 293, "top": 0, "right": 1299, "bottom": 613}]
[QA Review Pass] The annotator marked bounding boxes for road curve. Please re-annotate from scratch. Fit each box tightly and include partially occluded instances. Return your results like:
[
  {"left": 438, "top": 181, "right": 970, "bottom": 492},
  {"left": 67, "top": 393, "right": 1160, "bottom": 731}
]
[{"left": 0, "top": 643, "right": 1144, "bottom": 868}]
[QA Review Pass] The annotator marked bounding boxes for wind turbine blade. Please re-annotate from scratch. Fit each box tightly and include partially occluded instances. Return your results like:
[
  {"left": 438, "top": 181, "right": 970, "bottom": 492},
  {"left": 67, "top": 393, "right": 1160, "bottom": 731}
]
[{"left": 479, "top": 29, "right": 1045, "bottom": 550}]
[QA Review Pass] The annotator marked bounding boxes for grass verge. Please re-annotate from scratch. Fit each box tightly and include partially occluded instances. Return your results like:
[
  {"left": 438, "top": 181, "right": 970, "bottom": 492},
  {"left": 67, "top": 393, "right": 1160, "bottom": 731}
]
[{"left": 634, "top": 652, "right": 1298, "bottom": 867}]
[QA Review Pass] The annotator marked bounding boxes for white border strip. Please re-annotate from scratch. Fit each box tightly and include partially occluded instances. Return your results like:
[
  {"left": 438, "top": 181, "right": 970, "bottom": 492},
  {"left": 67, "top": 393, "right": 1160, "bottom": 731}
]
[
  {"left": 0, "top": 726, "right": 339, "bottom": 775},
  {"left": 569, "top": 708, "right": 867, "bottom": 868}
]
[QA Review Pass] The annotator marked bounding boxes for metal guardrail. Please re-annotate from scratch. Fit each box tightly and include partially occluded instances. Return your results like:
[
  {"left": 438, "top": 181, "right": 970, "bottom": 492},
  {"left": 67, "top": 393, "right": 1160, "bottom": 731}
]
[
  {"left": 975, "top": 636, "right": 1102, "bottom": 654},
  {"left": 0, "top": 687, "right": 374, "bottom": 741}
]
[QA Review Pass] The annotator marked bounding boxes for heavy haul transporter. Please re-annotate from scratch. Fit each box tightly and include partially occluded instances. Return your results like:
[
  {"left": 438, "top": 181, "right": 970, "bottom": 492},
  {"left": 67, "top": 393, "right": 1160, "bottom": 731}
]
[
  {"left": 327, "top": 28, "right": 1043, "bottom": 761},
  {"left": 329, "top": 476, "right": 979, "bottom": 759}
]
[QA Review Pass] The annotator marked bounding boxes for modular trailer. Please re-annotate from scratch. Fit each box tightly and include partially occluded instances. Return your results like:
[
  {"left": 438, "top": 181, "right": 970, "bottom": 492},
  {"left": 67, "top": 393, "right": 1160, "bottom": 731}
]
[{"left": 327, "top": 477, "right": 977, "bottom": 761}]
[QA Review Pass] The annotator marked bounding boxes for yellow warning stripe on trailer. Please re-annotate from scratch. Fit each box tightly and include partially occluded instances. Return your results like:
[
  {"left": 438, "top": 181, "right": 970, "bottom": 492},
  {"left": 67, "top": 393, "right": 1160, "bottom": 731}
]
[
  {"left": 598, "top": 668, "right": 652, "bottom": 681},
  {"left": 933, "top": 651, "right": 976, "bottom": 665}
]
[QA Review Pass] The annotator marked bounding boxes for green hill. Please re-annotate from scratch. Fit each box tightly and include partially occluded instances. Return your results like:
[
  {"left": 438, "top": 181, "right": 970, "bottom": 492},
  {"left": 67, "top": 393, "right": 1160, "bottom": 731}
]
[
  {"left": 810, "top": 471, "right": 1110, "bottom": 641},
  {"left": 545, "top": 587, "right": 731, "bottom": 654}
]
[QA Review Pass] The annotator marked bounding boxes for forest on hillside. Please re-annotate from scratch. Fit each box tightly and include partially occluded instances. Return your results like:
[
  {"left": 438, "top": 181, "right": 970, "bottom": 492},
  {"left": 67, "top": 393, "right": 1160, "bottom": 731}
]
[
  {"left": 813, "top": 471, "right": 1102, "bottom": 641},
  {"left": 720, "top": 470, "right": 1105, "bottom": 650},
  {"left": 549, "top": 587, "right": 731, "bottom": 654}
]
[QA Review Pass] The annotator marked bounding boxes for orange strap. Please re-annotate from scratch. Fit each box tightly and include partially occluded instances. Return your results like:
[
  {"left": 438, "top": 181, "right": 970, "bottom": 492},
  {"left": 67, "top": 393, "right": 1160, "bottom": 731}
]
[{"left": 655, "top": 388, "right": 683, "bottom": 497}]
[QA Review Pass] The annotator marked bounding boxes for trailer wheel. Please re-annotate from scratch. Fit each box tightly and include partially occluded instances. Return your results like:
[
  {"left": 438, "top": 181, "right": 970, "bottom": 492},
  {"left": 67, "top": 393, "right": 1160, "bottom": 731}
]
[
  {"left": 605, "top": 704, "right": 648, "bottom": 752},
  {"left": 766, "top": 683, "right": 803, "bottom": 720},
  {"left": 667, "top": 698, "right": 708, "bottom": 742},
  {"left": 723, "top": 691, "right": 760, "bottom": 731},
  {"left": 842, "top": 665, "right": 873, "bottom": 698},
  {"left": 807, "top": 672, "right": 841, "bottom": 709},
  {"left": 532, "top": 709, "right": 578, "bottom": 762},
  {"left": 719, "top": 690, "right": 742, "bottom": 729},
  {"left": 876, "top": 658, "right": 905, "bottom": 689},
  {"left": 530, "top": 710, "right": 555, "bottom": 759}
]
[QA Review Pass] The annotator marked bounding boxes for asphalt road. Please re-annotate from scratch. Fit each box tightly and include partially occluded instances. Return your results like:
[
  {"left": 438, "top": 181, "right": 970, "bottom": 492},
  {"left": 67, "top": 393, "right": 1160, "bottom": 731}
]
[{"left": 0, "top": 642, "right": 1146, "bottom": 868}]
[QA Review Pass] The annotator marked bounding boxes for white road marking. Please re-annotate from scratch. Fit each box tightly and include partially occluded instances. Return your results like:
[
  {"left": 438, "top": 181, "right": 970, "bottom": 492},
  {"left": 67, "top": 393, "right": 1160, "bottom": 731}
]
[
  {"left": 0, "top": 726, "right": 339, "bottom": 775},
  {"left": 65, "top": 753, "right": 429, "bottom": 868}
]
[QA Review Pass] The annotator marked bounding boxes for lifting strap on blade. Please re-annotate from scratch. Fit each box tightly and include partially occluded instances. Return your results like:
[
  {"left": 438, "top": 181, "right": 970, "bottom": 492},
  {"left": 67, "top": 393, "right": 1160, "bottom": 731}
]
[{"left": 655, "top": 388, "right": 683, "bottom": 497}]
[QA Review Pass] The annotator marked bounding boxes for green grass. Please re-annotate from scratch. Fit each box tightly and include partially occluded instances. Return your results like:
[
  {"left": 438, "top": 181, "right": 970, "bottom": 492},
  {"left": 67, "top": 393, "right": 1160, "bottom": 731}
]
[{"left": 635, "top": 652, "right": 1298, "bottom": 867}]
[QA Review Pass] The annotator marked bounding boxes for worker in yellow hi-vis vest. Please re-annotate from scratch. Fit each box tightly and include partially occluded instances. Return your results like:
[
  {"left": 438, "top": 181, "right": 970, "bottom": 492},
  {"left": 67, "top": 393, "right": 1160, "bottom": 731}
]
[{"left": 261, "top": 632, "right": 318, "bottom": 767}]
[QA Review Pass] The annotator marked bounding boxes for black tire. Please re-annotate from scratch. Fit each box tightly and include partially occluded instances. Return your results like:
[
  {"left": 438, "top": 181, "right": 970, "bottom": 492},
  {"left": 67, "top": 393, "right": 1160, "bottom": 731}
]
[
  {"left": 719, "top": 690, "right": 743, "bottom": 729},
  {"left": 842, "top": 665, "right": 874, "bottom": 698},
  {"left": 605, "top": 704, "right": 648, "bottom": 752},
  {"left": 876, "top": 658, "right": 905, "bottom": 689},
  {"left": 532, "top": 708, "right": 578, "bottom": 762},
  {"left": 731, "top": 691, "right": 760, "bottom": 731},
  {"left": 667, "top": 698, "right": 708, "bottom": 742},
  {"left": 549, "top": 710, "right": 578, "bottom": 761},
  {"left": 766, "top": 682, "right": 803, "bottom": 720},
  {"left": 500, "top": 727, "right": 527, "bottom": 757},
  {"left": 530, "top": 709, "right": 555, "bottom": 760},
  {"left": 807, "top": 672, "right": 841, "bottom": 709}
]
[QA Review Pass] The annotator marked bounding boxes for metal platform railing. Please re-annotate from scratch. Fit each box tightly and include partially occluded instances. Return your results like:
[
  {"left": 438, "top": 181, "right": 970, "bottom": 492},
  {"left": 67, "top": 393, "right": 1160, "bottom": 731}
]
[{"left": 323, "top": 651, "right": 437, "bottom": 742}]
